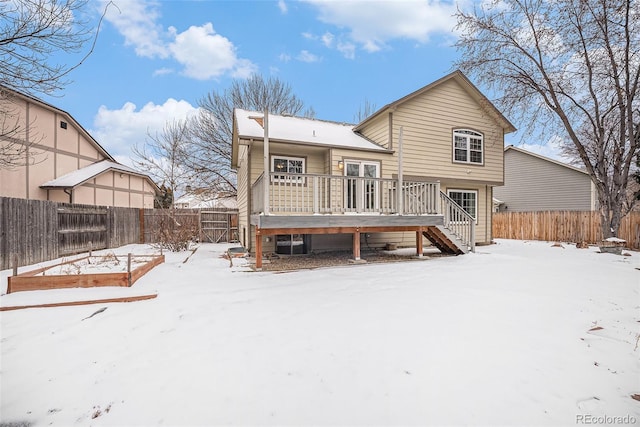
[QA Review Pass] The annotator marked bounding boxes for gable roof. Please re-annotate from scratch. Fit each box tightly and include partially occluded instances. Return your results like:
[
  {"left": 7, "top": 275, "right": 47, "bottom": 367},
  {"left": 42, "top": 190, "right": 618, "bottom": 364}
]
[
  {"left": 234, "top": 109, "right": 390, "bottom": 152},
  {"left": 0, "top": 85, "right": 115, "bottom": 161},
  {"left": 354, "top": 70, "right": 517, "bottom": 134},
  {"left": 504, "top": 145, "right": 590, "bottom": 176},
  {"left": 40, "top": 160, "right": 160, "bottom": 192}
]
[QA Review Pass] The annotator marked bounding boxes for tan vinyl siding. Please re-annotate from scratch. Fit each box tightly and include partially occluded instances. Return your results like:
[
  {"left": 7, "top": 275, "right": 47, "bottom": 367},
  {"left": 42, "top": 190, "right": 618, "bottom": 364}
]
[
  {"left": 494, "top": 149, "right": 595, "bottom": 212},
  {"left": 236, "top": 142, "right": 250, "bottom": 249},
  {"left": 0, "top": 95, "right": 156, "bottom": 208},
  {"left": 358, "top": 112, "right": 390, "bottom": 149},
  {"left": 388, "top": 78, "right": 503, "bottom": 184},
  {"left": 440, "top": 181, "right": 491, "bottom": 244}
]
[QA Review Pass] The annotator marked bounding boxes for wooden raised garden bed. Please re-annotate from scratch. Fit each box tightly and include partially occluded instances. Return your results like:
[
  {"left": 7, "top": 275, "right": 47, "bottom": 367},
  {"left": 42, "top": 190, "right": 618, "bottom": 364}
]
[{"left": 7, "top": 254, "right": 165, "bottom": 294}]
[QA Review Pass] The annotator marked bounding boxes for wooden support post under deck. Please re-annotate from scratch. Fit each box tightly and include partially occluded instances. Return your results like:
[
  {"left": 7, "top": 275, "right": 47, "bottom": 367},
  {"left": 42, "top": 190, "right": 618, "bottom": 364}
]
[
  {"left": 416, "top": 227, "right": 423, "bottom": 257},
  {"left": 353, "top": 230, "right": 361, "bottom": 261},
  {"left": 255, "top": 227, "right": 263, "bottom": 269}
]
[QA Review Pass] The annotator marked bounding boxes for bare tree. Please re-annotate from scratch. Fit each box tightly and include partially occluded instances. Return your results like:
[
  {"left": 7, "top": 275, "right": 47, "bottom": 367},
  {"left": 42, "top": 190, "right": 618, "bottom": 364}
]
[
  {"left": 0, "top": 0, "right": 94, "bottom": 95},
  {"left": 1, "top": 0, "right": 110, "bottom": 169},
  {"left": 184, "top": 74, "right": 314, "bottom": 195},
  {"left": 354, "top": 98, "right": 377, "bottom": 123},
  {"left": 131, "top": 120, "right": 193, "bottom": 198},
  {"left": 133, "top": 120, "right": 199, "bottom": 251},
  {"left": 455, "top": 0, "right": 639, "bottom": 238}
]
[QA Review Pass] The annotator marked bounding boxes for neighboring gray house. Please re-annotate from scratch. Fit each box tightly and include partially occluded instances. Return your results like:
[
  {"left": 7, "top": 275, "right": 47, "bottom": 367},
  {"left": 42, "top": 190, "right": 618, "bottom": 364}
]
[{"left": 494, "top": 146, "right": 598, "bottom": 212}]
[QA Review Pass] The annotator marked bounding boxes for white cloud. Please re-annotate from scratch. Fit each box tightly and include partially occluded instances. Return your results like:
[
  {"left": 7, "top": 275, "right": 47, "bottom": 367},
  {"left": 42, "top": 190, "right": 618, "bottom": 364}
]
[
  {"left": 168, "top": 24, "right": 257, "bottom": 80},
  {"left": 321, "top": 32, "right": 334, "bottom": 47},
  {"left": 278, "top": 0, "right": 288, "bottom": 13},
  {"left": 304, "top": 0, "right": 457, "bottom": 52},
  {"left": 103, "top": 0, "right": 256, "bottom": 80},
  {"left": 153, "top": 67, "right": 174, "bottom": 77},
  {"left": 337, "top": 41, "right": 356, "bottom": 59},
  {"left": 303, "top": 30, "right": 356, "bottom": 59},
  {"left": 297, "top": 50, "right": 321, "bottom": 63},
  {"left": 279, "top": 53, "right": 292, "bottom": 62},
  {"left": 102, "top": 0, "right": 168, "bottom": 58},
  {"left": 91, "top": 99, "right": 198, "bottom": 160}
]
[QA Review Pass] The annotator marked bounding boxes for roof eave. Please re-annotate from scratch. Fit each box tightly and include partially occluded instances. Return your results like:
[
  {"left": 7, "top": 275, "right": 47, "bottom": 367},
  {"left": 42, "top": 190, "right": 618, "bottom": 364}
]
[
  {"left": 235, "top": 134, "right": 393, "bottom": 154},
  {"left": 505, "top": 145, "right": 589, "bottom": 175},
  {"left": 40, "top": 166, "right": 161, "bottom": 193},
  {"left": 1, "top": 85, "right": 115, "bottom": 161},
  {"left": 354, "top": 70, "right": 517, "bottom": 134}
]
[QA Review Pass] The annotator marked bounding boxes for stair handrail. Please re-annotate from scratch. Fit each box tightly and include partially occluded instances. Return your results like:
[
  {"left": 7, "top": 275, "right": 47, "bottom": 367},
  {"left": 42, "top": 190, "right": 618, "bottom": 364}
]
[{"left": 439, "top": 191, "right": 475, "bottom": 252}]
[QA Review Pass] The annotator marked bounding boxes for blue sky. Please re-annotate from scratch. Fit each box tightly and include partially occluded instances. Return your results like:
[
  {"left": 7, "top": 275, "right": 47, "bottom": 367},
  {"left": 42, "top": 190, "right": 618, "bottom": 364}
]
[{"left": 40, "top": 0, "right": 562, "bottom": 165}]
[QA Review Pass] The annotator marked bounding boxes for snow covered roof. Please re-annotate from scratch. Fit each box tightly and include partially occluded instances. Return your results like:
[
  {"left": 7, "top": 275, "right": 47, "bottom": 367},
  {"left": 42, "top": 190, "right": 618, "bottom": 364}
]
[
  {"left": 174, "top": 193, "right": 237, "bottom": 209},
  {"left": 40, "top": 160, "right": 159, "bottom": 191},
  {"left": 234, "top": 109, "right": 390, "bottom": 153}
]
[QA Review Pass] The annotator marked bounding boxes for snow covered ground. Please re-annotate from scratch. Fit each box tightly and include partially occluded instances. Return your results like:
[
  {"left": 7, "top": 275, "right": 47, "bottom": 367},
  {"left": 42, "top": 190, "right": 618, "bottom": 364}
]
[{"left": 1, "top": 240, "right": 638, "bottom": 426}]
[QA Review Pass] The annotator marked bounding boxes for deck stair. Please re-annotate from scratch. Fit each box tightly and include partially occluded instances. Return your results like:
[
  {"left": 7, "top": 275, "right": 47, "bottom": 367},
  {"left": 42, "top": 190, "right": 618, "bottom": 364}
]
[
  {"left": 420, "top": 191, "right": 476, "bottom": 255},
  {"left": 423, "top": 226, "right": 467, "bottom": 255}
]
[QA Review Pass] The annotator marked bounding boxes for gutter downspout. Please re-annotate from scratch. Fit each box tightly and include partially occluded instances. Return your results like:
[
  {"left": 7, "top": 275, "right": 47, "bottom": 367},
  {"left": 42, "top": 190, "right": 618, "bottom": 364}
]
[{"left": 63, "top": 188, "right": 73, "bottom": 203}]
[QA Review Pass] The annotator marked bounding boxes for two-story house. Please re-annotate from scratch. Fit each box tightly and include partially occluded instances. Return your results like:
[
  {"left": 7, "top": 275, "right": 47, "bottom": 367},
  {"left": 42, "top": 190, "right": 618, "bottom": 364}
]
[
  {"left": 0, "top": 86, "right": 159, "bottom": 208},
  {"left": 494, "top": 146, "right": 598, "bottom": 212},
  {"left": 231, "top": 71, "right": 516, "bottom": 268}
]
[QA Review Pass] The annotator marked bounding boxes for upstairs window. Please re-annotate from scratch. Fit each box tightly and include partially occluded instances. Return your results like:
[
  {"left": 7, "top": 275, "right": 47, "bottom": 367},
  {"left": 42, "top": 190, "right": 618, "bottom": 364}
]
[
  {"left": 271, "top": 155, "right": 305, "bottom": 182},
  {"left": 453, "top": 129, "right": 483, "bottom": 165}
]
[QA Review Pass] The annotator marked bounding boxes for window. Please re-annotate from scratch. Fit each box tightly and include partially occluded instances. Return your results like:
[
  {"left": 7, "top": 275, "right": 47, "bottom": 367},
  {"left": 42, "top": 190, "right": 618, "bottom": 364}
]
[
  {"left": 447, "top": 189, "right": 477, "bottom": 220},
  {"left": 453, "top": 129, "right": 483, "bottom": 165},
  {"left": 276, "top": 234, "right": 309, "bottom": 255},
  {"left": 271, "top": 155, "right": 305, "bottom": 182}
]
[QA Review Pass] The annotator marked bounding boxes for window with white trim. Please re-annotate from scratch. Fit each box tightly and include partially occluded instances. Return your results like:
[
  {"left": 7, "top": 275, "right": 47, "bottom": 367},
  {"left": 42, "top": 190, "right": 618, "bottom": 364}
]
[
  {"left": 453, "top": 129, "right": 483, "bottom": 165},
  {"left": 447, "top": 189, "right": 477, "bottom": 220},
  {"left": 271, "top": 155, "right": 305, "bottom": 182}
]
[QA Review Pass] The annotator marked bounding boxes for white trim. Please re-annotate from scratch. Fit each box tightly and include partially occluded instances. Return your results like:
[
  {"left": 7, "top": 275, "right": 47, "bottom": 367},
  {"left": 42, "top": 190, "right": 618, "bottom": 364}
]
[
  {"left": 453, "top": 129, "right": 484, "bottom": 165},
  {"left": 270, "top": 155, "right": 305, "bottom": 183},
  {"left": 447, "top": 188, "right": 478, "bottom": 222},
  {"left": 344, "top": 160, "right": 380, "bottom": 212}
]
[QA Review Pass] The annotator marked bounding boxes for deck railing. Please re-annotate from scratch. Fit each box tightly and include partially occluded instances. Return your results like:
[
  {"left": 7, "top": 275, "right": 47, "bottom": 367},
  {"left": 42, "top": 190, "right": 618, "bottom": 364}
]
[
  {"left": 440, "top": 191, "right": 475, "bottom": 252},
  {"left": 251, "top": 172, "right": 440, "bottom": 215}
]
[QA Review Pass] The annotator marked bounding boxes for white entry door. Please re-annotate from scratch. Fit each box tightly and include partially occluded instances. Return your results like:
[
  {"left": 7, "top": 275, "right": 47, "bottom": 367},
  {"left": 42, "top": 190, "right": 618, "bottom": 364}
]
[{"left": 345, "top": 161, "right": 379, "bottom": 212}]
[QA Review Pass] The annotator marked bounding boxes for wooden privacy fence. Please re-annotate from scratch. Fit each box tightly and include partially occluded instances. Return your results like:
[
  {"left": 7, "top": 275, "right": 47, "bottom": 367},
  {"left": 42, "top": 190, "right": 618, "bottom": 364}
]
[
  {"left": 142, "top": 208, "right": 238, "bottom": 244},
  {"left": 1, "top": 197, "right": 140, "bottom": 270},
  {"left": 492, "top": 211, "right": 640, "bottom": 250},
  {"left": 1, "top": 197, "right": 239, "bottom": 270}
]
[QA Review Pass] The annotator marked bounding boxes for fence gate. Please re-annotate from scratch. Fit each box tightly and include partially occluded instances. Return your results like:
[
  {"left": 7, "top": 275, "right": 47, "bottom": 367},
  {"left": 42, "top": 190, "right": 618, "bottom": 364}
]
[
  {"left": 57, "top": 204, "right": 108, "bottom": 256},
  {"left": 200, "top": 211, "right": 238, "bottom": 243}
]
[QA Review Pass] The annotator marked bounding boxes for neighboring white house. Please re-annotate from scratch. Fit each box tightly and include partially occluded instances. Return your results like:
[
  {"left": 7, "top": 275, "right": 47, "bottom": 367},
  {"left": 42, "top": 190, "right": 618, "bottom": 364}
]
[
  {"left": 173, "top": 190, "right": 237, "bottom": 210},
  {"left": 494, "top": 146, "right": 598, "bottom": 212}
]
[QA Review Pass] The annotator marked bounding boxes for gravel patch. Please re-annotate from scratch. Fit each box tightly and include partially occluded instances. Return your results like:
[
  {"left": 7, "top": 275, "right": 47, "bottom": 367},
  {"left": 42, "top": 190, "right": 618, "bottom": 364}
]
[{"left": 253, "top": 248, "right": 448, "bottom": 271}]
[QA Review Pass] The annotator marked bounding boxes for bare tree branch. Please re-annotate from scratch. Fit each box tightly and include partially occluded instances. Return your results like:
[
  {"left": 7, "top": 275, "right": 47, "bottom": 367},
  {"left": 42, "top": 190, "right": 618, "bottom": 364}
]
[
  {"left": 455, "top": 0, "right": 639, "bottom": 237},
  {"left": 1, "top": 0, "right": 111, "bottom": 169},
  {"left": 131, "top": 120, "right": 194, "bottom": 197},
  {"left": 184, "top": 74, "right": 313, "bottom": 196}
]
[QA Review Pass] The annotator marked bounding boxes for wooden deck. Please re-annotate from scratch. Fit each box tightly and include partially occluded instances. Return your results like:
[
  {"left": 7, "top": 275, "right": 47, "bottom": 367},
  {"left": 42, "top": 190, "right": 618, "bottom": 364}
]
[
  {"left": 249, "top": 173, "right": 475, "bottom": 268},
  {"left": 251, "top": 213, "right": 444, "bottom": 229}
]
